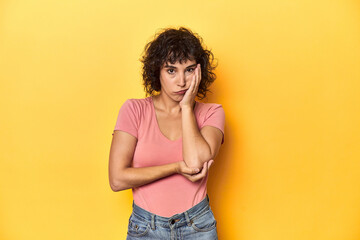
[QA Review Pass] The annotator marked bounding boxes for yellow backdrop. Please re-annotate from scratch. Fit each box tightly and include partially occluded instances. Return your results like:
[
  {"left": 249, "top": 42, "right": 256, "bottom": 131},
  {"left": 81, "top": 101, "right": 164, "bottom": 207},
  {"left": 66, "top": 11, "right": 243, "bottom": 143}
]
[{"left": 1, "top": 0, "right": 360, "bottom": 239}]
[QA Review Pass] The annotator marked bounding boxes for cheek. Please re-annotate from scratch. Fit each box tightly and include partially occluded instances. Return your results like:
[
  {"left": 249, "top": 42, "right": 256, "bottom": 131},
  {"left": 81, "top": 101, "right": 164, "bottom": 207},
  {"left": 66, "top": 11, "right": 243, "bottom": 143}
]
[
  {"left": 159, "top": 76, "right": 174, "bottom": 89},
  {"left": 160, "top": 71, "right": 172, "bottom": 79},
  {"left": 185, "top": 74, "right": 193, "bottom": 83},
  {"left": 186, "top": 71, "right": 195, "bottom": 78}
]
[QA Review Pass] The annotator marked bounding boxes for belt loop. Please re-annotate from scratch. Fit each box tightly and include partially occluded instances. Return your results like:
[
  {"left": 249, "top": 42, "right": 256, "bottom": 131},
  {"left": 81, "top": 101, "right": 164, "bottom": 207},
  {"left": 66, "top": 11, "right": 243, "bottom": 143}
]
[
  {"left": 151, "top": 214, "right": 156, "bottom": 230},
  {"left": 184, "top": 211, "right": 191, "bottom": 227}
]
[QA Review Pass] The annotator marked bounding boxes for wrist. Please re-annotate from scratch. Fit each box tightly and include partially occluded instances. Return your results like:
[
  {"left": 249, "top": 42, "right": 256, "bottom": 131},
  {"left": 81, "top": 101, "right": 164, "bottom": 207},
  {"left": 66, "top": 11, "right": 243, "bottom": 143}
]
[
  {"left": 174, "top": 162, "right": 180, "bottom": 174},
  {"left": 181, "top": 105, "right": 194, "bottom": 112},
  {"left": 180, "top": 101, "right": 195, "bottom": 111}
]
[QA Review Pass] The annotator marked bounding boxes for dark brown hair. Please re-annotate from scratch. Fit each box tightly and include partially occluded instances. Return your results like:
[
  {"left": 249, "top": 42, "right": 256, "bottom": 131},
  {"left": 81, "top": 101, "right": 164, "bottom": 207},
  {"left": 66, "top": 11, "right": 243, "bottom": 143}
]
[{"left": 140, "top": 27, "right": 217, "bottom": 100}]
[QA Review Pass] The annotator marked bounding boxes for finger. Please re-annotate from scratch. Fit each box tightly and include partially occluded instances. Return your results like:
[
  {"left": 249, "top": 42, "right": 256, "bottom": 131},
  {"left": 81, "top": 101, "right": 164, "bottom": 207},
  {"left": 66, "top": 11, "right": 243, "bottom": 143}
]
[
  {"left": 198, "top": 64, "right": 201, "bottom": 84},
  {"left": 198, "top": 161, "right": 208, "bottom": 177},
  {"left": 191, "top": 167, "right": 200, "bottom": 174},
  {"left": 183, "top": 173, "right": 198, "bottom": 182},
  {"left": 188, "top": 162, "right": 207, "bottom": 181},
  {"left": 194, "top": 66, "right": 199, "bottom": 94},
  {"left": 198, "top": 64, "right": 201, "bottom": 81},
  {"left": 189, "top": 167, "right": 207, "bottom": 182},
  {"left": 182, "top": 172, "right": 198, "bottom": 182},
  {"left": 182, "top": 166, "right": 200, "bottom": 174},
  {"left": 183, "top": 78, "right": 194, "bottom": 100},
  {"left": 195, "top": 65, "right": 200, "bottom": 93},
  {"left": 208, "top": 160, "right": 214, "bottom": 170},
  {"left": 186, "top": 76, "right": 193, "bottom": 97},
  {"left": 183, "top": 161, "right": 210, "bottom": 182},
  {"left": 190, "top": 67, "right": 196, "bottom": 95},
  {"left": 191, "top": 73, "right": 196, "bottom": 91},
  {"left": 199, "top": 163, "right": 209, "bottom": 180}
]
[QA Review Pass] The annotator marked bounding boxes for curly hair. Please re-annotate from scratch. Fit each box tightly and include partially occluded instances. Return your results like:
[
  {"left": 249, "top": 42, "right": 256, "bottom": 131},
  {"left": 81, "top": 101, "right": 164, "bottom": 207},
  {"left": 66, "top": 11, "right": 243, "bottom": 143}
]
[{"left": 140, "top": 27, "right": 217, "bottom": 100}]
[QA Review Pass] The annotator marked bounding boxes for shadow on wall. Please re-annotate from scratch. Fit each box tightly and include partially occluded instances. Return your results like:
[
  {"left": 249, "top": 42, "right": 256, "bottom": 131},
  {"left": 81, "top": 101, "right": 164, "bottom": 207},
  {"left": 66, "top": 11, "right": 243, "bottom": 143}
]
[{"left": 205, "top": 69, "right": 240, "bottom": 238}]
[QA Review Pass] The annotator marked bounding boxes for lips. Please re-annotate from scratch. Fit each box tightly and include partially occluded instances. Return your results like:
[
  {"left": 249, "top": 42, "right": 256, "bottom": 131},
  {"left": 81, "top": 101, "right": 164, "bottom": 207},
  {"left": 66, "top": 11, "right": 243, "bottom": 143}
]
[{"left": 175, "top": 90, "right": 187, "bottom": 94}]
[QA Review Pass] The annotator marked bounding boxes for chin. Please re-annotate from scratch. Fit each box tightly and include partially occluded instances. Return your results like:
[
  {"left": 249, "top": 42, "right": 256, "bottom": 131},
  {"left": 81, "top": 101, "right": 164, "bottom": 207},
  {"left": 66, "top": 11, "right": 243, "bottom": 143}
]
[{"left": 176, "top": 94, "right": 185, "bottom": 99}]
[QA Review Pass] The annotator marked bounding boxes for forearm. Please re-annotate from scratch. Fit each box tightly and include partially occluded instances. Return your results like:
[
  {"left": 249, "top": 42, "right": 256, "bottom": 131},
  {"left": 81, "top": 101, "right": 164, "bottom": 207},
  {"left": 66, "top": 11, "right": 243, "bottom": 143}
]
[
  {"left": 181, "top": 106, "right": 212, "bottom": 169},
  {"left": 112, "top": 162, "right": 179, "bottom": 191}
]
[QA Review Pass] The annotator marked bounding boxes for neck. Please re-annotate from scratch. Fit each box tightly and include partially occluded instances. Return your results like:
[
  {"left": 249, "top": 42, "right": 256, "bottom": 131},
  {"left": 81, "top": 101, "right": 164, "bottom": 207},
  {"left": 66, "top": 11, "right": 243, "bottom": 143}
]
[{"left": 152, "top": 93, "right": 182, "bottom": 115}]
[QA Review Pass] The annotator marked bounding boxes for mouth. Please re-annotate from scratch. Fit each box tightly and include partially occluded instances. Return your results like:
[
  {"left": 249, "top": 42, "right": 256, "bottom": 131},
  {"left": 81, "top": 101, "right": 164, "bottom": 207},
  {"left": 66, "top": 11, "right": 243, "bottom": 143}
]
[{"left": 175, "top": 89, "right": 188, "bottom": 94}]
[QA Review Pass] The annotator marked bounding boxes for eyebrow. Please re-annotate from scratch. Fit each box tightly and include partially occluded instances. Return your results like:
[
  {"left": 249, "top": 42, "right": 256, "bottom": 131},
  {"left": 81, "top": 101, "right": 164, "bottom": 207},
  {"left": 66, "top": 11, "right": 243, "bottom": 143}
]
[{"left": 164, "top": 63, "right": 197, "bottom": 69}]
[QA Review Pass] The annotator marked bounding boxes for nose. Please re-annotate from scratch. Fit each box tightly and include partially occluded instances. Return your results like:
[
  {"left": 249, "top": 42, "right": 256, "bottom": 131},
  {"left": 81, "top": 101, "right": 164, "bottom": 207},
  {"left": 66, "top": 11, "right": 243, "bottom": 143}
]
[{"left": 178, "top": 72, "right": 186, "bottom": 87}]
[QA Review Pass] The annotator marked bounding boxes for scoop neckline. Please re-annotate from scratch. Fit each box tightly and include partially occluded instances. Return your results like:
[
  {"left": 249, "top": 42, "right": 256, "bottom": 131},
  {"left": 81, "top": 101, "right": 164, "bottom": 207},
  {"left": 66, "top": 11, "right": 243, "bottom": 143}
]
[{"left": 149, "top": 96, "right": 197, "bottom": 142}]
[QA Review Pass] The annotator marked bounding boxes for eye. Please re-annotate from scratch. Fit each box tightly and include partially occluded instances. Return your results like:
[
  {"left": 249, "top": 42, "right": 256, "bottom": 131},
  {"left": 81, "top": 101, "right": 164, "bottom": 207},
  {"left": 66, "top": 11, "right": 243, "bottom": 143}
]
[
  {"left": 167, "top": 69, "right": 175, "bottom": 74},
  {"left": 187, "top": 68, "right": 195, "bottom": 73}
]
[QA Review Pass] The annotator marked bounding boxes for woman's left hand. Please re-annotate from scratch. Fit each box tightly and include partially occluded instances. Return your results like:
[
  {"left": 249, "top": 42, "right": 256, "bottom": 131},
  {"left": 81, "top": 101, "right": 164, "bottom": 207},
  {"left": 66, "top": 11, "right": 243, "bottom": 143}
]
[
  {"left": 178, "top": 159, "right": 214, "bottom": 183},
  {"left": 179, "top": 64, "right": 201, "bottom": 109}
]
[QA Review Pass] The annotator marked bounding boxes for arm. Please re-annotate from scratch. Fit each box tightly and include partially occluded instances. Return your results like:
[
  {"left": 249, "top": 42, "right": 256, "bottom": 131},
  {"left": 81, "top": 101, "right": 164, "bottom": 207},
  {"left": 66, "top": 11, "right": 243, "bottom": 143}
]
[
  {"left": 182, "top": 107, "right": 223, "bottom": 169},
  {"left": 108, "top": 130, "right": 202, "bottom": 192},
  {"left": 180, "top": 64, "right": 224, "bottom": 169}
]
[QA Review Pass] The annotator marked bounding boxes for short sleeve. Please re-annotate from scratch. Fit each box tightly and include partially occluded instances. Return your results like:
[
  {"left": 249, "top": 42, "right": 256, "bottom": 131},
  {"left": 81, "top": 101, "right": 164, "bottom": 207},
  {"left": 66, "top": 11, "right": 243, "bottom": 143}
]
[
  {"left": 201, "top": 104, "right": 225, "bottom": 144},
  {"left": 112, "top": 99, "right": 139, "bottom": 139}
]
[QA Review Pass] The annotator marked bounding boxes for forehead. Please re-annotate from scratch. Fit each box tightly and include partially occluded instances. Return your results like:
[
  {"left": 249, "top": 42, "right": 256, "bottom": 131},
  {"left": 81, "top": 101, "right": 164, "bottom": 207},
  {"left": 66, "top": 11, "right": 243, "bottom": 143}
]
[{"left": 162, "top": 59, "right": 197, "bottom": 68}]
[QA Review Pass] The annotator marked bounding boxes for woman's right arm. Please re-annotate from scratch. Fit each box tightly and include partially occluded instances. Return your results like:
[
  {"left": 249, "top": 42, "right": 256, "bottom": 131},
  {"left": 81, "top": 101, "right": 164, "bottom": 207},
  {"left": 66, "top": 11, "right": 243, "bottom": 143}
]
[{"left": 108, "top": 130, "right": 206, "bottom": 192}]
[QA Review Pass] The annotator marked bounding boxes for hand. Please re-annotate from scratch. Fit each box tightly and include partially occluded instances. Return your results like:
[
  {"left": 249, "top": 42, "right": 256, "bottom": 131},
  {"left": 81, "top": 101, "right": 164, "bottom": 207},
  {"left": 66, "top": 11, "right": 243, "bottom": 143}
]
[
  {"left": 179, "top": 64, "right": 201, "bottom": 109},
  {"left": 177, "top": 159, "right": 214, "bottom": 183}
]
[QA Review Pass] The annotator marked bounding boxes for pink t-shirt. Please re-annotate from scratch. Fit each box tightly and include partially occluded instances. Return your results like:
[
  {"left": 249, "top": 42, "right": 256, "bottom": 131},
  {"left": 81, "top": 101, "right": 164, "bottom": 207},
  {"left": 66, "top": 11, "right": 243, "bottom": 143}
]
[{"left": 112, "top": 96, "right": 225, "bottom": 217}]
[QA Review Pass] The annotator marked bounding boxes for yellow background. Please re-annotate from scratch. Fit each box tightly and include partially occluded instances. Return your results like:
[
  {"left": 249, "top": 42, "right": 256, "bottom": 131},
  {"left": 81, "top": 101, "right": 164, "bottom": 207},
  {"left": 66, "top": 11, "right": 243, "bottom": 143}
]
[{"left": 1, "top": 0, "right": 360, "bottom": 239}]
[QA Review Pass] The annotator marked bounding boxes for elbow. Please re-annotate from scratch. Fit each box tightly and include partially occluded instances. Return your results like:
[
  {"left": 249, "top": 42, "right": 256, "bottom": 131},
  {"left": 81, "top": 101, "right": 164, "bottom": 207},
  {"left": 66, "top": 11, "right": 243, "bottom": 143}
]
[
  {"left": 184, "top": 144, "right": 214, "bottom": 169},
  {"left": 109, "top": 180, "right": 121, "bottom": 192},
  {"left": 185, "top": 155, "right": 213, "bottom": 170},
  {"left": 110, "top": 182, "right": 120, "bottom": 192},
  {"left": 187, "top": 160, "right": 205, "bottom": 170},
  {"left": 109, "top": 178, "right": 128, "bottom": 192},
  {"left": 109, "top": 168, "right": 135, "bottom": 192}
]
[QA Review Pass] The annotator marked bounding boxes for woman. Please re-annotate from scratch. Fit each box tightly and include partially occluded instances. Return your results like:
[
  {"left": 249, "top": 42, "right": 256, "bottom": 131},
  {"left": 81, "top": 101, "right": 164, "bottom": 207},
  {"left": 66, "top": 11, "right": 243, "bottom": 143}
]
[{"left": 109, "top": 27, "right": 225, "bottom": 239}]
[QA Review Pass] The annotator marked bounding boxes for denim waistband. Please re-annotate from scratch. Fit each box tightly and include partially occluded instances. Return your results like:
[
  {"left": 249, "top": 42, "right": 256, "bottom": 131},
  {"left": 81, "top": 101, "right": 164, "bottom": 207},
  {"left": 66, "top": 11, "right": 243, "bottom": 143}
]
[{"left": 131, "top": 195, "right": 211, "bottom": 229}]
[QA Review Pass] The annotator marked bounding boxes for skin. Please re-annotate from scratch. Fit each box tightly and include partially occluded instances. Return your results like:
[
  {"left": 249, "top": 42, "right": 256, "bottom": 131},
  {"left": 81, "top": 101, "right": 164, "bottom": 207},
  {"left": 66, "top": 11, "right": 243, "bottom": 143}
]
[{"left": 108, "top": 59, "right": 223, "bottom": 191}]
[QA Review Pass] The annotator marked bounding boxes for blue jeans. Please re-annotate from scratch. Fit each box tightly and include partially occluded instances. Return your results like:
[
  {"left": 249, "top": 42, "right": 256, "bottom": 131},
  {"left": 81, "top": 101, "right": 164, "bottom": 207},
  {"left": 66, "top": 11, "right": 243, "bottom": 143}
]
[{"left": 126, "top": 195, "right": 218, "bottom": 240}]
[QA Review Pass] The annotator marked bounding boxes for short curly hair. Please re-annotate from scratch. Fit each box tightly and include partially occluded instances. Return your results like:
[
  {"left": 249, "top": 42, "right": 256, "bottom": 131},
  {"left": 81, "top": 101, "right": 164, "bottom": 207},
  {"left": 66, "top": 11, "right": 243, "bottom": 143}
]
[{"left": 140, "top": 27, "right": 217, "bottom": 100}]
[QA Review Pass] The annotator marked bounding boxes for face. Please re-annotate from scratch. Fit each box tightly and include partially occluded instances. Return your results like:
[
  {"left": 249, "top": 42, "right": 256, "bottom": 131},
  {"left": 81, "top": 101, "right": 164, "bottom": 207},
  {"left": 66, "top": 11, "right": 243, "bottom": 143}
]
[{"left": 159, "top": 59, "right": 197, "bottom": 100}]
